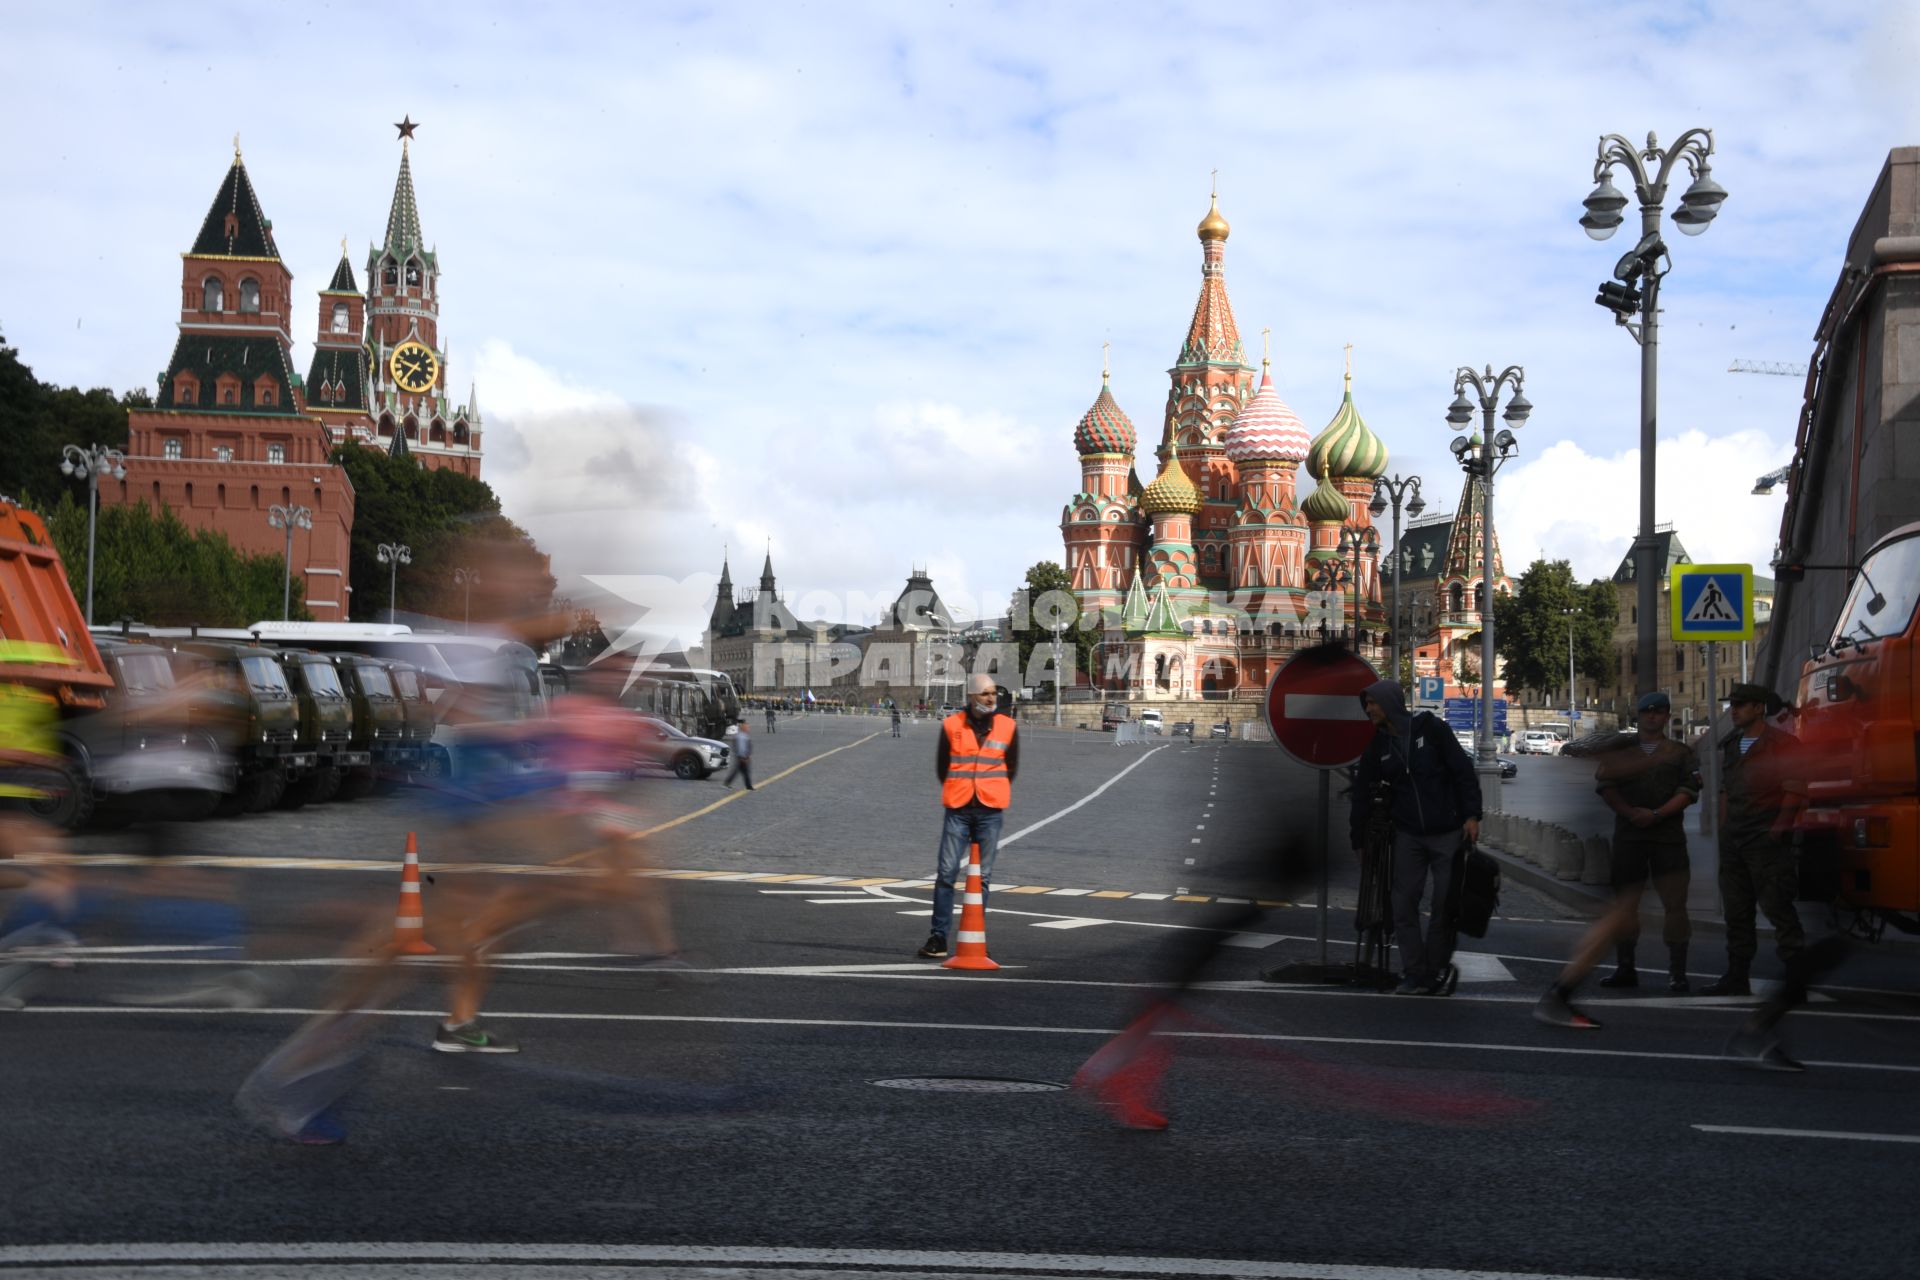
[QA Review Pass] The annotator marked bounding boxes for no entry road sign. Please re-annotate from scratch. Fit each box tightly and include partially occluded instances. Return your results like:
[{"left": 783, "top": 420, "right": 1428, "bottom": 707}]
[{"left": 1264, "top": 647, "right": 1380, "bottom": 770}]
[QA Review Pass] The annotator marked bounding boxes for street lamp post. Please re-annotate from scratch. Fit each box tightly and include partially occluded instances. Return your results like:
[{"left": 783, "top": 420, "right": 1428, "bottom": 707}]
[
  {"left": 1580, "top": 128, "right": 1726, "bottom": 701},
  {"left": 266, "top": 503, "right": 313, "bottom": 621},
  {"left": 58, "top": 443, "right": 127, "bottom": 626},
  {"left": 1368, "top": 474, "right": 1425, "bottom": 684},
  {"left": 1338, "top": 523, "right": 1380, "bottom": 658},
  {"left": 1447, "top": 365, "right": 1531, "bottom": 811},
  {"left": 1051, "top": 617, "right": 1064, "bottom": 727},
  {"left": 453, "top": 567, "right": 480, "bottom": 633},
  {"left": 376, "top": 542, "right": 412, "bottom": 622},
  {"left": 1562, "top": 605, "right": 1578, "bottom": 723}
]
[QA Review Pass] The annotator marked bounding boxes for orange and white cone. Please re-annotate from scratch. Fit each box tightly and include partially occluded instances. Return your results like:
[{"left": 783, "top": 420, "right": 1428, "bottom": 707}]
[
  {"left": 942, "top": 842, "right": 999, "bottom": 971},
  {"left": 391, "top": 832, "right": 435, "bottom": 955}
]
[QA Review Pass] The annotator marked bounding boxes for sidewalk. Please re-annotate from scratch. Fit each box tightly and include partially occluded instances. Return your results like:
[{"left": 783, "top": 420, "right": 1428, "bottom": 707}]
[{"left": 1477, "top": 833, "right": 1920, "bottom": 953}]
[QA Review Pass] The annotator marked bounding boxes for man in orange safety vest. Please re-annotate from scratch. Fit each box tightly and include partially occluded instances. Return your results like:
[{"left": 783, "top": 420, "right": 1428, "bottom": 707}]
[{"left": 916, "top": 674, "right": 1019, "bottom": 958}]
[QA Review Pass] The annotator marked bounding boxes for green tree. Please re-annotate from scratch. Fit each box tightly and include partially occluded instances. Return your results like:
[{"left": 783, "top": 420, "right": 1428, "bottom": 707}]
[
  {"left": 1492, "top": 558, "right": 1618, "bottom": 702},
  {"left": 330, "top": 442, "right": 554, "bottom": 623},
  {"left": 1008, "top": 560, "right": 1098, "bottom": 695},
  {"left": 44, "top": 494, "right": 306, "bottom": 626},
  {"left": 0, "top": 331, "right": 144, "bottom": 512},
  {"left": 555, "top": 609, "right": 610, "bottom": 665}
]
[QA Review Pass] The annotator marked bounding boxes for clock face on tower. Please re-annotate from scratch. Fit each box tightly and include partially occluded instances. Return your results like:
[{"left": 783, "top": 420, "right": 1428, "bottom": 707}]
[{"left": 389, "top": 341, "right": 439, "bottom": 394}]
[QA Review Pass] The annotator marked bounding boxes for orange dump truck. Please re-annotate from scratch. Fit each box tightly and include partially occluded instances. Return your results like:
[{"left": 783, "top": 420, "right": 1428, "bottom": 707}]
[
  {"left": 0, "top": 499, "right": 112, "bottom": 708},
  {"left": 1792, "top": 518, "right": 1920, "bottom": 937}
]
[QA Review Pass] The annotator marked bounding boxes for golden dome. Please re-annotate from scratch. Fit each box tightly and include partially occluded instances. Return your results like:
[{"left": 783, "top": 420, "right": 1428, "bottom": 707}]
[
  {"left": 1141, "top": 442, "right": 1203, "bottom": 515},
  {"left": 1197, "top": 195, "right": 1230, "bottom": 242}
]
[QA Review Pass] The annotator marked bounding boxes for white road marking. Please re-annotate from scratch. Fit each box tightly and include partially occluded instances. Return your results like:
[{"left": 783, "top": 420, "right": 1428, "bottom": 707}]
[
  {"left": 1046, "top": 888, "right": 1093, "bottom": 897},
  {"left": 1450, "top": 952, "right": 1516, "bottom": 983},
  {"left": 999, "top": 745, "right": 1171, "bottom": 847},
  {"left": 0, "top": 1241, "right": 1654, "bottom": 1280},
  {"left": 18, "top": 1005, "right": 1920, "bottom": 1074},
  {"left": 1032, "top": 918, "right": 1111, "bottom": 930},
  {"left": 1219, "top": 933, "right": 1286, "bottom": 949},
  {"left": 1132, "top": 893, "right": 1170, "bottom": 900},
  {"left": 1692, "top": 1124, "right": 1920, "bottom": 1144}
]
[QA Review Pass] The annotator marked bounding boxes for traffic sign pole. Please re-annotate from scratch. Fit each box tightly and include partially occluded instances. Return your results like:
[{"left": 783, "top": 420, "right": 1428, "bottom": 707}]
[
  {"left": 1258, "top": 646, "right": 1381, "bottom": 986},
  {"left": 1700, "top": 641, "right": 1719, "bottom": 839}
]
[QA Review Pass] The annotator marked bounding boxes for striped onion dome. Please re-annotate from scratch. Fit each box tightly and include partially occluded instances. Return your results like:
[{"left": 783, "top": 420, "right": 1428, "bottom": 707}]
[
  {"left": 1223, "top": 362, "right": 1311, "bottom": 464},
  {"left": 1140, "top": 442, "right": 1203, "bottom": 515},
  {"left": 1073, "top": 373, "right": 1137, "bottom": 455},
  {"left": 1305, "top": 374, "right": 1389, "bottom": 480},
  {"left": 1300, "top": 480, "right": 1353, "bottom": 524}
]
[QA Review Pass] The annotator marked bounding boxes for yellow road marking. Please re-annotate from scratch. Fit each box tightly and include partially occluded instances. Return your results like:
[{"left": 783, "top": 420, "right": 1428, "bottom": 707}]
[
  {"left": 1174, "top": 895, "right": 1211, "bottom": 902},
  {"left": 1090, "top": 890, "right": 1131, "bottom": 899},
  {"left": 744, "top": 873, "right": 824, "bottom": 882},
  {"left": 613, "top": 730, "right": 885, "bottom": 846},
  {"left": 823, "top": 877, "right": 901, "bottom": 887},
  {"left": 1002, "top": 885, "right": 1058, "bottom": 895}
]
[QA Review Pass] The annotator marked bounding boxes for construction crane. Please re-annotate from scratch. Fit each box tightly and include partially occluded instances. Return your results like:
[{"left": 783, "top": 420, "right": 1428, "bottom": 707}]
[{"left": 1728, "top": 359, "right": 1809, "bottom": 376}]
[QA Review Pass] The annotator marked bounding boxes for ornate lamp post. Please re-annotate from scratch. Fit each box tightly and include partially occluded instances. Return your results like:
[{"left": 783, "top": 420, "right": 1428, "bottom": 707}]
[
  {"left": 58, "top": 443, "right": 127, "bottom": 625},
  {"left": 453, "top": 566, "right": 480, "bottom": 633},
  {"left": 376, "top": 542, "right": 412, "bottom": 622},
  {"left": 1368, "top": 474, "right": 1425, "bottom": 684},
  {"left": 1580, "top": 128, "right": 1726, "bottom": 700},
  {"left": 1338, "top": 523, "right": 1380, "bottom": 657},
  {"left": 1447, "top": 365, "right": 1530, "bottom": 809},
  {"left": 266, "top": 503, "right": 313, "bottom": 621}
]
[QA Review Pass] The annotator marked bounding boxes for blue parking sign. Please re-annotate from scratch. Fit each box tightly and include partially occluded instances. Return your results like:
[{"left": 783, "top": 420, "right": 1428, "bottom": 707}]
[{"left": 1416, "top": 676, "right": 1445, "bottom": 704}]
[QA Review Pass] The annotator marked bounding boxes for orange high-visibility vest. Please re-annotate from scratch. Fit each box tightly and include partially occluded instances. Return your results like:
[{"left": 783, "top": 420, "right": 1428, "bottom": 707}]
[{"left": 942, "top": 711, "right": 1015, "bottom": 810}]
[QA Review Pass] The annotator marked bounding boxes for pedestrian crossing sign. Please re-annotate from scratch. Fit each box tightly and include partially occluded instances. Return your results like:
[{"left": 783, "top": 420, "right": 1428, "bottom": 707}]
[{"left": 1670, "top": 563, "right": 1753, "bottom": 640}]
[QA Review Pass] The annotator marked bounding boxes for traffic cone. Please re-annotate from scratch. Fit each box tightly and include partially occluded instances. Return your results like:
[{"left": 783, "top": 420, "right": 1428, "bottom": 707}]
[
  {"left": 391, "top": 832, "right": 435, "bottom": 955},
  {"left": 942, "top": 842, "right": 999, "bottom": 972}
]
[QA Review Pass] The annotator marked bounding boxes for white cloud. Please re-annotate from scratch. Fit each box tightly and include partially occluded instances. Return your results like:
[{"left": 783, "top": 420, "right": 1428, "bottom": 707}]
[
  {"left": 0, "top": 0, "right": 1889, "bottom": 625},
  {"left": 1472, "top": 431, "right": 1794, "bottom": 583}
]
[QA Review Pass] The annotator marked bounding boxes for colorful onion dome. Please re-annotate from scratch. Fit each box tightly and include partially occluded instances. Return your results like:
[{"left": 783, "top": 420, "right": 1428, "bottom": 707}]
[
  {"left": 1197, "top": 193, "right": 1230, "bottom": 242},
  {"left": 1073, "top": 372, "right": 1137, "bottom": 455},
  {"left": 1223, "top": 362, "right": 1311, "bottom": 464},
  {"left": 1306, "top": 370, "right": 1389, "bottom": 481},
  {"left": 1301, "top": 480, "right": 1352, "bottom": 525},
  {"left": 1141, "top": 442, "right": 1203, "bottom": 516}
]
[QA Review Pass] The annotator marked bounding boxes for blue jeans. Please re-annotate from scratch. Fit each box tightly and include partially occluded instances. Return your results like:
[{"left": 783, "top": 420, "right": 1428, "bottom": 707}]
[{"left": 931, "top": 807, "right": 1004, "bottom": 939}]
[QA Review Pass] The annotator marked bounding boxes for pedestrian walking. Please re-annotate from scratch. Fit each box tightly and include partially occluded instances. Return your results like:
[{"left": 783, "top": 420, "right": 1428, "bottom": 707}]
[
  {"left": 1701, "top": 683, "right": 1807, "bottom": 997},
  {"left": 916, "top": 675, "right": 1017, "bottom": 959},
  {"left": 1350, "top": 679, "right": 1482, "bottom": 995},
  {"left": 1535, "top": 691, "right": 1699, "bottom": 1029},
  {"left": 765, "top": 704, "right": 776, "bottom": 734},
  {"left": 890, "top": 706, "right": 902, "bottom": 738},
  {"left": 723, "top": 716, "right": 754, "bottom": 790}
]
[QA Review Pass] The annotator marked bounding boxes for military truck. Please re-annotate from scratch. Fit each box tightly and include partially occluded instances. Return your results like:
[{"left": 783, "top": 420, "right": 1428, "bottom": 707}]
[
  {"left": 273, "top": 648, "right": 365, "bottom": 808},
  {"left": 165, "top": 640, "right": 310, "bottom": 814},
  {"left": 326, "top": 652, "right": 408, "bottom": 799}
]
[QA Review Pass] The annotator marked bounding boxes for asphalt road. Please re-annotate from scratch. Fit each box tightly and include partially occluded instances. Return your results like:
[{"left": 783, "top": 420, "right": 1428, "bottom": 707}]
[{"left": 6, "top": 715, "right": 1919, "bottom": 1280}]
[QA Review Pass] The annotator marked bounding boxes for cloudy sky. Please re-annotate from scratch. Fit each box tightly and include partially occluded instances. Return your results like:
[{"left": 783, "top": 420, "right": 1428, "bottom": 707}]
[{"left": 6, "top": 1, "right": 1915, "bottom": 642}]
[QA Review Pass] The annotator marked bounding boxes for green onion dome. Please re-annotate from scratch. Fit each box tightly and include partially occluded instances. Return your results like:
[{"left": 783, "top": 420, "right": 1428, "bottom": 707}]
[
  {"left": 1300, "top": 480, "right": 1353, "bottom": 525},
  {"left": 1305, "top": 373, "right": 1389, "bottom": 481}
]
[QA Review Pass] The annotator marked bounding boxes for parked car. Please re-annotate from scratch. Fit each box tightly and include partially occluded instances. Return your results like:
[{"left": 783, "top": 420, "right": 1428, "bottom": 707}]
[
  {"left": 1515, "top": 730, "right": 1560, "bottom": 756},
  {"left": 1210, "top": 721, "right": 1231, "bottom": 739},
  {"left": 1101, "top": 701, "right": 1129, "bottom": 731},
  {"left": 1138, "top": 709, "right": 1164, "bottom": 735},
  {"left": 638, "top": 716, "right": 729, "bottom": 780}
]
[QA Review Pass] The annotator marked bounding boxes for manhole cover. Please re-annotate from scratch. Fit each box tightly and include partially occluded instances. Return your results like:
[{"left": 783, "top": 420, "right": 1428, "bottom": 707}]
[{"left": 869, "top": 1076, "right": 1065, "bottom": 1093}]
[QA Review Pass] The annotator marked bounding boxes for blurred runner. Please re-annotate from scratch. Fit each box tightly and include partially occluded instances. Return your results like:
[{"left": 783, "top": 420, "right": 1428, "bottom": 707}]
[
  {"left": 235, "top": 654, "right": 678, "bottom": 1141},
  {"left": 0, "top": 642, "right": 81, "bottom": 1008}
]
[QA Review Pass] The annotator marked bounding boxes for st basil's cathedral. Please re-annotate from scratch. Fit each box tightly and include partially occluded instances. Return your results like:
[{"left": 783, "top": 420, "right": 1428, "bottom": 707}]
[{"left": 1061, "top": 193, "right": 1509, "bottom": 700}]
